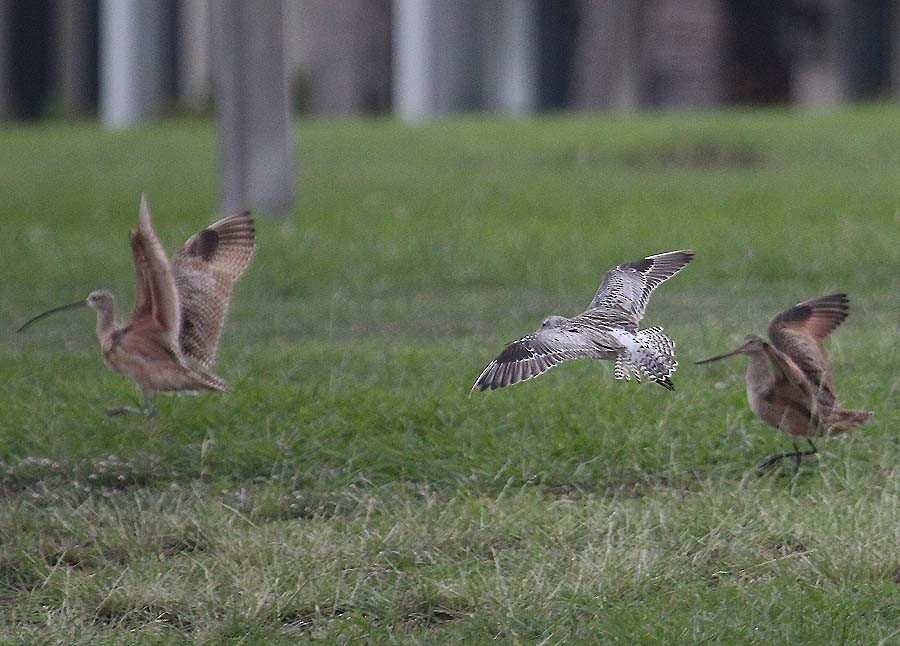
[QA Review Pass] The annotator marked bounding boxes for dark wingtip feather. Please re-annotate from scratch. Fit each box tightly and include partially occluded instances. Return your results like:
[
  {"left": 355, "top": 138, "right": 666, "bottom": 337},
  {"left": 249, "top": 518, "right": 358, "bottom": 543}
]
[{"left": 656, "top": 377, "right": 675, "bottom": 391}]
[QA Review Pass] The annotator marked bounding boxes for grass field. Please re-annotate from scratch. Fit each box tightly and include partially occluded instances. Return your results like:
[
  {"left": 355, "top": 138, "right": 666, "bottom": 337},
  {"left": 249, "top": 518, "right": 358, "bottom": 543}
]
[{"left": 1, "top": 107, "right": 898, "bottom": 643}]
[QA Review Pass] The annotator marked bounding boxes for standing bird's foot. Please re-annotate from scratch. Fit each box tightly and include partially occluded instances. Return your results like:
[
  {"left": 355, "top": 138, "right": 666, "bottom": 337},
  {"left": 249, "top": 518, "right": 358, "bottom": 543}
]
[
  {"left": 757, "top": 440, "right": 818, "bottom": 475},
  {"left": 106, "top": 406, "right": 145, "bottom": 416},
  {"left": 106, "top": 397, "right": 158, "bottom": 430}
]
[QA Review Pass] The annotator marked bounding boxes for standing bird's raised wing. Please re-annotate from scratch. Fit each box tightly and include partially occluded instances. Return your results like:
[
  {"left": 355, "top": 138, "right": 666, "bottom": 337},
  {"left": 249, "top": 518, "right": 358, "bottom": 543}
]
[
  {"left": 588, "top": 250, "right": 694, "bottom": 327},
  {"left": 172, "top": 212, "right": 255, "bottom": 368},
  {"left": 128, "top": 194, "right": 181, "bottom": 344},
  {"left": 471, "top": 326, "right": 611, "bottom": 392},
  {"left": 767, "top": 293, "right": 849, "bottom": 399}
]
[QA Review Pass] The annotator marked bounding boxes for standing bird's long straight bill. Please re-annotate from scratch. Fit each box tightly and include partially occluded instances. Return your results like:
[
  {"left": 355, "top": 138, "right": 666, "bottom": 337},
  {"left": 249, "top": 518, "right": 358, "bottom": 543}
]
[
  {"left": 695, "top": 347, "right": 744, "bottom": 364},
  {"left": 695, "top": 294, "right": 873, "bottom": 473},
  {"left": 17, "top": 299, "right": 88, "bottom": 332}
]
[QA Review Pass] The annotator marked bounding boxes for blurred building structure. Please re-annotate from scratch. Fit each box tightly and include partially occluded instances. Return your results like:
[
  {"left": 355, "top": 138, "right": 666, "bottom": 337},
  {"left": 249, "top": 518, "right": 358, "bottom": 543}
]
[{"left": 0, "top": 0, "right": 896, "bottom": 122}]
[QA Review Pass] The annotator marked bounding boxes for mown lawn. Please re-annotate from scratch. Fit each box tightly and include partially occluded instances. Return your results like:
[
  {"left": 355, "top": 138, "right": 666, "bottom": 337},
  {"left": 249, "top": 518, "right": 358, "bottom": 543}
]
[{"left": 0, "top": 107, "right": 898, "bottom": 643}]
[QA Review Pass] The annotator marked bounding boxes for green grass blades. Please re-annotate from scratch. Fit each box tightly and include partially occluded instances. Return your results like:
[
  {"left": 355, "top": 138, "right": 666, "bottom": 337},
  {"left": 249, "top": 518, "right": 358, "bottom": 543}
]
[{"left": 1, "top": 108, "right": 899, "bottom": 642}]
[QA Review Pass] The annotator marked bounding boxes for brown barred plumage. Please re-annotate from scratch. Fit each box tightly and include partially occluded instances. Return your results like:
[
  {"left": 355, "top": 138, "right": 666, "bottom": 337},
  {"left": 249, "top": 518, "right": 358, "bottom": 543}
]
[
  {"left": 17, "top": 194, "right": 255, "bottom": 424},
  {"left": 696, "top": 294, "right": 873, "bottom": 472}
]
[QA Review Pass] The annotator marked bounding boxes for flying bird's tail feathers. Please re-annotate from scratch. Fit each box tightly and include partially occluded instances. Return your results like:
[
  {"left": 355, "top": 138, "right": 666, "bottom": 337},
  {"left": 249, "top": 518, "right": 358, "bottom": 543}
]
[{"left": 614, "top": 326, "right": 678, "bottom": 389}]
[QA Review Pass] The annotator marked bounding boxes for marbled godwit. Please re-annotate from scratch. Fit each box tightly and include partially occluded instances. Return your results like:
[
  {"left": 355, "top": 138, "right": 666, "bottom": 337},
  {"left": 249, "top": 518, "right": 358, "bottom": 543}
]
[
  {"left": 471, "top": 250, "right": 694, "bottom": 393},
  {"left": 18, "top": 194, "right": 255, "bottom": 425},
  {"left": 696, "top": 294, "right": 873, "bottom": 473}
]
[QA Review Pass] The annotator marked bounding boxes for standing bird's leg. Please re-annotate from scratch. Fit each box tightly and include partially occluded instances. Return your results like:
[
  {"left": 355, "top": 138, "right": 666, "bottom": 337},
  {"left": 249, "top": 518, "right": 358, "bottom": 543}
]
[
  {"left": 757, "top": 449, "right": 795, "bottom": 472},
  {"left": 790, "top": 440, "right": 819, "bottom": 476},
  {"left": 106, "top": 388, "right": 158, "bottom": 428},
  {"left": 106, "top": 403, "right": 144, "bottom": 417},
  {"left": 758, "top": 439, "right": 819, "bottom": 474},
  {"left": 758, "top": 412, "right": 802, "bottom": 473},
  {"left": 791, "top": 441, "right": 802, "bottom": 476},
  {"left": 143, "top": 388, "right": 158, "bottom": 430}
]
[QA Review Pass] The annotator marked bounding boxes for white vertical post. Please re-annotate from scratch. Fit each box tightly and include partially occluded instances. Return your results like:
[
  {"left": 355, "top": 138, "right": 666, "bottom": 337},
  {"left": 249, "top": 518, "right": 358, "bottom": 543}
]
[
  {"left": 100, "top": 0, "right": 169, "bottom": 128},
  {"left": 393, "top": 0, "right": 435, "bottom": 120},
  {"left": 100, "top": 0, "right": 142, "bottom": 126},
  {"left": 393, "top": 0, "right": 484, "bottom": 119}
]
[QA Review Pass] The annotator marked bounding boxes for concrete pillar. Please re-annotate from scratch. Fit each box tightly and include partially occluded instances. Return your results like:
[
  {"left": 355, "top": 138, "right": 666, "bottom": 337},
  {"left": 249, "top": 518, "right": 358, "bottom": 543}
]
[
  {"left": 210, "top": 0, "right": 296, "bottom": 215},
  {"left": 642, "top": 0, "right": 726, "bottom": 108},
  {"left": 99, "top": 0, "right": 170, "bottom": 127},
  {"left": 283, "top": 0, "right": 391, "bottom": 115},
  {"left": 177, "top": 0, "right": 211, "bottom": 110},
  {"left": 483, "top": 0, "right": 539, "bottom": 114},
  {"left": 789, "top": 0, "right": 847, "bottom": 107},
  {"left": 393, "top": 0, "right": 483, "bottom": 119},
  {"left": 572, "top": 0, "right": 642, "bottom": 111}
]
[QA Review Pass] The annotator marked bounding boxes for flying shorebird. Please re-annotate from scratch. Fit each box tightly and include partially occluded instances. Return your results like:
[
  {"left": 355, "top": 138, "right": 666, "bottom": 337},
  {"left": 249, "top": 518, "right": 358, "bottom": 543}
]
[
  {"left": 471, "top": 250, "right": 694, "bottom": 393},
  {"left": 696, "top": 294, "right": 873, "bottom": 473},
  {"left": 17, "top": 194, "right": 255, "bottom": 425}
]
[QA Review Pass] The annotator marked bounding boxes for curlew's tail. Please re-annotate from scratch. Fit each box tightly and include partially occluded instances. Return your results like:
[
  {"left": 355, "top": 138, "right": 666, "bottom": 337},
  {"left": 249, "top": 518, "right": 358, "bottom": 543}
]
[
  {"left": 824, "top": 407, "right": 873, "bottom": 435},
  {"left": 614, "top": 326, "right": 678, "bottom": 390}
]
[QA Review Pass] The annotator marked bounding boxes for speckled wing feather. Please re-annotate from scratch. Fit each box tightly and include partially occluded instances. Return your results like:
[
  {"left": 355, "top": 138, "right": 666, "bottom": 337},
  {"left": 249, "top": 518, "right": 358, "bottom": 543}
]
[
  {"left": 768, "top": 294, "right": 848, "bottom": 397},
  {"left": 588, "top": 250, "right": 694, "bottom": 326},
  {"left": 172, "top": 212, "right": 255, "bottom": 367},
  {"left": 128, "top": 194, "right": 181, "bottom": 342},
  {"left": 471, "top": 328, "right": 610, "bottom": 392}
]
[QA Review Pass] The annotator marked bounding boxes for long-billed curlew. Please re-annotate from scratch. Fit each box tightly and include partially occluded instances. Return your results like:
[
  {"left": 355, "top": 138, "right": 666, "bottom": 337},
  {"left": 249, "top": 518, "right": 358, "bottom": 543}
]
[
  {"left": 18, "top": 194, "right": 255, "bottom": 425},
  {"left": 471, "top": 250, "right": 694, "bottom": 393},
  {"left": 696, "top": 294, "right": 873, "bottom": 474}
]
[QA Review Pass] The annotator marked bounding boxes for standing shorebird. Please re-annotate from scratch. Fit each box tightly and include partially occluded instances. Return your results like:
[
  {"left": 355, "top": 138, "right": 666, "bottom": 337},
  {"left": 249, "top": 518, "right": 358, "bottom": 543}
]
[
  {"left": 696, "top": 294, "right": 873, "bottom": 473},
  {"left": 471, "top": 250, "right": 694, "bottom": 393},
  {"left": 18, "top": 194, "right": 255, "bottom": 425}
]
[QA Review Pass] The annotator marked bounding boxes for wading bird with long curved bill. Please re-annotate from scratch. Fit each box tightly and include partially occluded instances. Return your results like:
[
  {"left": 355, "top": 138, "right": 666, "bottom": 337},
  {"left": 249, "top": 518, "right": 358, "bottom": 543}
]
[
  {"left": 18, "top": 194, "right": 255, "bottom": 426},
  {"left": 696, "top": 294, "right": 873, "bottom": 474},
  {"left": 471, "top": 250, "right": 694, "bottom": 393}
]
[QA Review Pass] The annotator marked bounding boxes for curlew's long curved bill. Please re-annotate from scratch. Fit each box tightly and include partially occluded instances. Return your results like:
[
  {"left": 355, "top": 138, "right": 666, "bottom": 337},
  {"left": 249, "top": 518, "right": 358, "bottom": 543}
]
[
  {"left": 695, "top": 347, "right": 743, "bottom": 364},
  {"left": 17, "top": 299, "right": 87, "bottom": 332}
]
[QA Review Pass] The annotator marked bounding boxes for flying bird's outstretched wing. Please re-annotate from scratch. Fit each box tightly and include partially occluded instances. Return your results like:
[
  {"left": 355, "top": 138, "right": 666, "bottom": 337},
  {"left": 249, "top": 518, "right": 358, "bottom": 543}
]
[
  {"left": 172, "top": 211, "right": 255, "bottom": 367},
  {"left": 767, "top": 293, "right": 849, "bottom": 398},
  {"left": 128, "top": 194, "right": 181, "bottom": 343},
  {"left": 471, "top": 327, "right": 610, "bottom": 392},
  {"left": 588, "top": 250, "right": 694, "bottom": 327}
]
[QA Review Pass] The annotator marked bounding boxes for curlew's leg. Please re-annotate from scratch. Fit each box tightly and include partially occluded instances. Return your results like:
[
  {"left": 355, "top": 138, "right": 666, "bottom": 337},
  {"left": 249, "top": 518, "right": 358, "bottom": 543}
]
[
  {"left": 757, "top": 450, "right": 795, "bottom": 472},
  {"left": 143, "top": 389, "right": 158, "bottom": 430},
  {"left": 106, "top": 405, "right": 144, "bottom": 416},
  {"left": 804, "top": 439, "right": 818, "bottom": 455},
  {"left": 106, "top": 388, "right": 158, "bottom": 428},
  {"left": 757, "top": 439, "right": 819, "bottom": 474},
  {"left": 791, "top": 441, "right": 802, "bottom": 476}
]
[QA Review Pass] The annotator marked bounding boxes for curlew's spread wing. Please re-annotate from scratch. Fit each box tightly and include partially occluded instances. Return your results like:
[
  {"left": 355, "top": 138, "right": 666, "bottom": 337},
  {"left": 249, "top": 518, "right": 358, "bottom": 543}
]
[
  {"left": 588, "top": 250, "right": 694, "bottom": 327},
  {"left": 128, "top": 194, "right": 181, "bottom": 341},
  {"left": 471, "top": 328, "right": 608, "bottom": 392},
  {"left": 172, "top": 211, "right": 255, "bottom": 367},
  {"left": 767, "top": 293, "right": 849, "bottom": 397}
]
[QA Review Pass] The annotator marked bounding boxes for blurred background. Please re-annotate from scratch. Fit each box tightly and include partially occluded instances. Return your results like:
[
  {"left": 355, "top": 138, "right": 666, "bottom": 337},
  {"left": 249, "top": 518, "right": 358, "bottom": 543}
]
[
  {"left": 1, "top": 0, "right": 895, "bottom": 123},
  {"left": 4, "top": 0, "right": 896, "bottom": 216}
]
